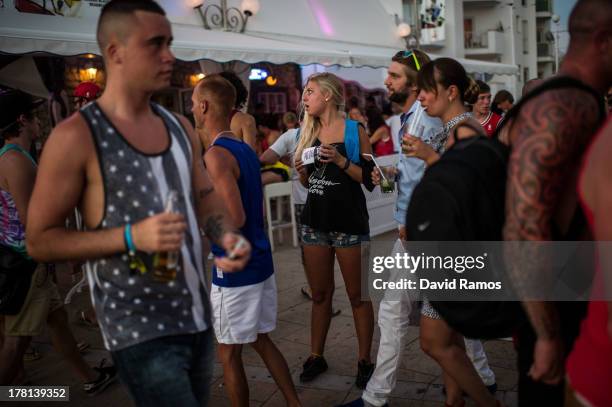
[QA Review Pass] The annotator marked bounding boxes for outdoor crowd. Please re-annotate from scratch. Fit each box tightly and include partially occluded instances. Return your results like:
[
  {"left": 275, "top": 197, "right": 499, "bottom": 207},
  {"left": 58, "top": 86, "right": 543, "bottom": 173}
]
[{"left": 0, "top": 0, "right": 611, "bottom": 407}]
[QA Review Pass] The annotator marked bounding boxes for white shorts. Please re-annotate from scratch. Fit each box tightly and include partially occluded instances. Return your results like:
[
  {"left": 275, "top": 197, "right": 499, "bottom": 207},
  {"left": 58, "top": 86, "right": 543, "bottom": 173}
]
[{"left": 210, "top": 274, "right": 277, "bottom": 344}]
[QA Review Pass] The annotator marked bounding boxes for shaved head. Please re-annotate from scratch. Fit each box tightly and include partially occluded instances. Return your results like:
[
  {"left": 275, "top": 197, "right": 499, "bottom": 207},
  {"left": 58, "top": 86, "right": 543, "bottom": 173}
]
[
  {"left": 195, "top": 75, "right": 237, "bottom": 120},
  {"left": 568, "top": 0, "right": 612, "bottom": 42},
  {"left": 96, "top": 0, "right": 166, "bottom": 54},
  {"left": 564, "top": 0, "right": 612, "bottom": 91}
]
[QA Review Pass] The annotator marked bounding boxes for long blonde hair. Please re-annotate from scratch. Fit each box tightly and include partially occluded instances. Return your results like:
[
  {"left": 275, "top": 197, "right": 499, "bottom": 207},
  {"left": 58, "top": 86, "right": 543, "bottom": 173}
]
[{"left": 295, "top": 73, "right": 345, "bottom": 161}]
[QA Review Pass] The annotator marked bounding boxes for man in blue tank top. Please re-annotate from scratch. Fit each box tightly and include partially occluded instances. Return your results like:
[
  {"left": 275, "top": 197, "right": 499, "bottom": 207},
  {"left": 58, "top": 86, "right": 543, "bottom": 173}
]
[
  {"left": 192, "top": 75, "right": 301, "bottom": 407},
  {"left": 26, "top": 1, "right": 251, "bottom": 405}
]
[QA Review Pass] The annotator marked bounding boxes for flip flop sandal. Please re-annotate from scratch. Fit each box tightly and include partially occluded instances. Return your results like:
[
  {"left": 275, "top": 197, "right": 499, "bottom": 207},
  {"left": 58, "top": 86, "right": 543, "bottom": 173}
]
[{"left": 300, "top": 286, "right": 313, "bottom": 300}]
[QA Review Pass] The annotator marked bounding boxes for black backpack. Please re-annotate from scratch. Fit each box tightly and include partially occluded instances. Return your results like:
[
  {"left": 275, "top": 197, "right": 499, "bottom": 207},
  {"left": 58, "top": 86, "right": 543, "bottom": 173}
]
[{"left": 405, "top": 122, "right": 522, "bottom": 339}]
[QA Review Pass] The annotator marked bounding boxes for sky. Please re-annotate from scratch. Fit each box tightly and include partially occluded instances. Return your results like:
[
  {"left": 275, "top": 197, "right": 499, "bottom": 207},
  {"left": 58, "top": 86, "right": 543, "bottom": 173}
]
[{"left": 554, "top": 0, "right": 577, "bottom": 53}]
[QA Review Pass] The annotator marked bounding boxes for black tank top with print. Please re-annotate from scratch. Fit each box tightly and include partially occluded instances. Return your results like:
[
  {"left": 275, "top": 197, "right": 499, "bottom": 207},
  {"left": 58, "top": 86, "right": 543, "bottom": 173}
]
[{"left": 301, "top": 141, "right": 370, "bottom": 235}]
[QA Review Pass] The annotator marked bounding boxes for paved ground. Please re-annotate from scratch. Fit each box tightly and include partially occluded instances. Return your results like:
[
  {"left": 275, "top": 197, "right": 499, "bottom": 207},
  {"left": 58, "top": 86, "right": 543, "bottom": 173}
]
[{"left": 7, "top": 231, "right": 518, "bottom": 406}]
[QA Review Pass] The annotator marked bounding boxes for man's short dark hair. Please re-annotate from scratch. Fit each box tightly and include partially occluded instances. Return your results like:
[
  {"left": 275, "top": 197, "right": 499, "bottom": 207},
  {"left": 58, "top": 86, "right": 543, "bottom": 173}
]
[
  {"left": 97, "top": 0, "right": 166, "bottom": 51},
  {"left": 0, "top": 89, "right": 43, "bottom": 140},
  {"left": 219, "top": 71, "right": 248, "bottom": 109},
  {"left": 476, "top": 80, "right": 491, "bottom": 95},
  {"left": 493, "top": 90, "right": 514, "bottom": 105}
]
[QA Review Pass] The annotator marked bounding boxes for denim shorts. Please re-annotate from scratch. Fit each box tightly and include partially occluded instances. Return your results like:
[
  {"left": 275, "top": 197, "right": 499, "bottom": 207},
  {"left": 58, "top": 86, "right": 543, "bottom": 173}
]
[{"left": 301, "top": 226, "right": 370, "bottom": 248}]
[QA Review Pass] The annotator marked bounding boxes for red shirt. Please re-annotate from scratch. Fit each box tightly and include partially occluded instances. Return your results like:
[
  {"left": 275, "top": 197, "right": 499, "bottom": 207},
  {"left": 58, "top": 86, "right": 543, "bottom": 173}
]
[
  {"left": 373, "top": 125, "right": 394, "bottom": 157},
  {"left": 566, "top": 117, "right": 612, "bottom": 407},
  {"left": 479, "top": 112, "right": 502, "bottom": 138}
]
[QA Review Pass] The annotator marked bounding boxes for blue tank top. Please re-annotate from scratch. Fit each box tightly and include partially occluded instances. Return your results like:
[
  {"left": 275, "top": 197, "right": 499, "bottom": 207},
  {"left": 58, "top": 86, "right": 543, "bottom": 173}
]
[{"left": 211, "top": 136, "right": 274, "bottom": 287}]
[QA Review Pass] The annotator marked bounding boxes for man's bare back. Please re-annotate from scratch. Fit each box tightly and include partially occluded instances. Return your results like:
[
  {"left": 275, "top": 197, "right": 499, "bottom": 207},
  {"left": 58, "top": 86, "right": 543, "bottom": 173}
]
[{"left": 230, "top": 110, "right": 257, "bottom": 150}]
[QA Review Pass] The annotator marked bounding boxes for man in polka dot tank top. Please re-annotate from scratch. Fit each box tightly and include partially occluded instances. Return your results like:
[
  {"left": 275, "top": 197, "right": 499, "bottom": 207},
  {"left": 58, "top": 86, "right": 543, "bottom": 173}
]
[{"left": 25, "top": 1, "right": 251, "bottom": 405}]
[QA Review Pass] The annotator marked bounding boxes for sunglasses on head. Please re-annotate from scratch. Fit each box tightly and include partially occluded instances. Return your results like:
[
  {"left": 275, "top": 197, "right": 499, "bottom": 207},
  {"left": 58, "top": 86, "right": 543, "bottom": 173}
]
[{"left": 398, "top": 50, "right": 421, "bottom": 71}]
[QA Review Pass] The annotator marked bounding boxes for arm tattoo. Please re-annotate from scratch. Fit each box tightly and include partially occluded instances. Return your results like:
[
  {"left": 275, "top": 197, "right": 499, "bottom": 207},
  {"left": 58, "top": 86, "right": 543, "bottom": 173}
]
[
  {"left": 203, "top": 214, "right": 224, "bottom": 243},
  {"left": 505, "top": 89, "right": 600, "bottom": 242},
  {"left": 504, "top": 89, "right": 600, "bottom": 337}
]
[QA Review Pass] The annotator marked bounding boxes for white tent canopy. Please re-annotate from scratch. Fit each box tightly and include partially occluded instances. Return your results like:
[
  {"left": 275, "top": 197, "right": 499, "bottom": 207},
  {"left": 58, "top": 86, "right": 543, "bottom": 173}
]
[
  {"left": 0, "top": 56, "right": 49, "bottom": 97},
  {"left": 0, "top": 0, "right": 518, "bottom": 75},
  {"left": 0, "top": 9, "right": 351, "bottom": 66}
]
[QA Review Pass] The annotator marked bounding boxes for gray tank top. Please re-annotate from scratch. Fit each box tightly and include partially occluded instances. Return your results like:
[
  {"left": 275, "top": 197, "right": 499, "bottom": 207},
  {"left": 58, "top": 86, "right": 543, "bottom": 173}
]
[{"left": 80, "top": 102, "right": 209, "bottom": 351}]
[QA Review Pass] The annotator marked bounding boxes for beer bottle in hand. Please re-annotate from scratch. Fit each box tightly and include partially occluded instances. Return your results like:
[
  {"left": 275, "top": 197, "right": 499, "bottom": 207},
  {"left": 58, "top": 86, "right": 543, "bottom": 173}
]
[{"left": 153, "top": 190, "right": 180, "bottom": 283}]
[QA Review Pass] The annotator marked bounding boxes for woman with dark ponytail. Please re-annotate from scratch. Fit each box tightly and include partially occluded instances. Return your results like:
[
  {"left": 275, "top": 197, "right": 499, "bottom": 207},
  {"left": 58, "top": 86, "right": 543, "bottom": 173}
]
[
  {"left": 402, "top": 58, "right": 482, "bottom": 165},
  {"left": 404, "top": 58, "right": 504, "bottom": 407}
]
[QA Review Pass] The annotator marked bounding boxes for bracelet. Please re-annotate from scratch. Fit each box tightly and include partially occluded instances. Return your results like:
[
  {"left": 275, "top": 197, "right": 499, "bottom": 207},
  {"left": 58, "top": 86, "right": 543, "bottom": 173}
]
[
  {"left": 342, "top": 158, "right": 351, "bottom": 170},
  {"left": 124, "top": 223, "right": 136, "bottom": 254}
]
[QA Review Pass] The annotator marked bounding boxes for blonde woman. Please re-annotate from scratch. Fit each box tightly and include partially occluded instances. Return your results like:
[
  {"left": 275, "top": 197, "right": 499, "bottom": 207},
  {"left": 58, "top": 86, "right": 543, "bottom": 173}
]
[{"left": 294, "top": 73, "right": 376, "bottom": 388}]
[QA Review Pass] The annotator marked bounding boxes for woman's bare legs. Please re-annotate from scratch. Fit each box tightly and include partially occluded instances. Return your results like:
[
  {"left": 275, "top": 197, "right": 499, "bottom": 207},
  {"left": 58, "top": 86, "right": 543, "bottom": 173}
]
[
  {"left": 335, "top": 245, "right": 374, "bottom": 362},
  {"left": 303, "top": 245, "right": 335, "bottom": 355},
  {"left": 420, "top": 316, "right": 498, "bottom": 407}
]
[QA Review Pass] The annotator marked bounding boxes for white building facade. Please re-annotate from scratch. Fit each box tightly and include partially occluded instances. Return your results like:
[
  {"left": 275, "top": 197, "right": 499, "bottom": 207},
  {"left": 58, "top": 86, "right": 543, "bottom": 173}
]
[
  {"left": 397, "top": 0, "right": 545, "bottom": 98},
  {"left": 535, "top": 0, "right": 556, "bottom": 78}
]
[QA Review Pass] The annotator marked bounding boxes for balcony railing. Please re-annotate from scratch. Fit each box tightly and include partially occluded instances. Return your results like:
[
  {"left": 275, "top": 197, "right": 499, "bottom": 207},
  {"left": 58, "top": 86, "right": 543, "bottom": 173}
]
[
  {"left": 465, "top": 30, "right": 503, "bottom": 53},
  {"left": 537, "top": 42, "right": 552, "bottom": 57},
  {"left": 536, "top": 0, "right": 553, "bottom": 13},
  {"left": 463, "top": 0, "right": 501, "bottom": 6}
]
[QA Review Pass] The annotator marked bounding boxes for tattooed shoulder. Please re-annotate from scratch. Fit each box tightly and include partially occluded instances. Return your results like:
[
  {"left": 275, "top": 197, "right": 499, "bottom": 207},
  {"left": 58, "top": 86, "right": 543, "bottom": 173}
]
[
  {"left": 512, "top": 88, "right": 601, "bottom": 151},
  {"left": 504, "top": 88, "right": 602, "bottom": 241}
]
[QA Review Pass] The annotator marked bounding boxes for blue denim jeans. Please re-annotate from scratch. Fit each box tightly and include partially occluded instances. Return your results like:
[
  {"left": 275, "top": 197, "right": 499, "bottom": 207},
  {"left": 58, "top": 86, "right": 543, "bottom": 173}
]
[{"left": 111, "top": 328, "right": 215, "bottom": 407}]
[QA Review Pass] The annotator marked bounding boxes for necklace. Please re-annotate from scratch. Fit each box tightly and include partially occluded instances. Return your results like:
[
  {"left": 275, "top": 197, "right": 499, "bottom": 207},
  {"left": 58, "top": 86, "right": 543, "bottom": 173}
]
[
  {"left": 428, "top": 112, "right": 472, "bottom": 154},
  {"left": 443, "top": 112, "right": 473, "bottom": 136}
]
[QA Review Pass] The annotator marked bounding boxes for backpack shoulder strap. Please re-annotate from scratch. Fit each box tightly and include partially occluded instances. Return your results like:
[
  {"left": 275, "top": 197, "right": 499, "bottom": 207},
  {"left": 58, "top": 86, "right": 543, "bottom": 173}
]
[
  {"left": 495, "top": 76, "right": 606, "bottom": 139},
  {"left": 344, "top": 119, "right": 361, "bottom": 164},
  {"left": 452, "top": 120, "right": 485, "bottom": 144}
]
